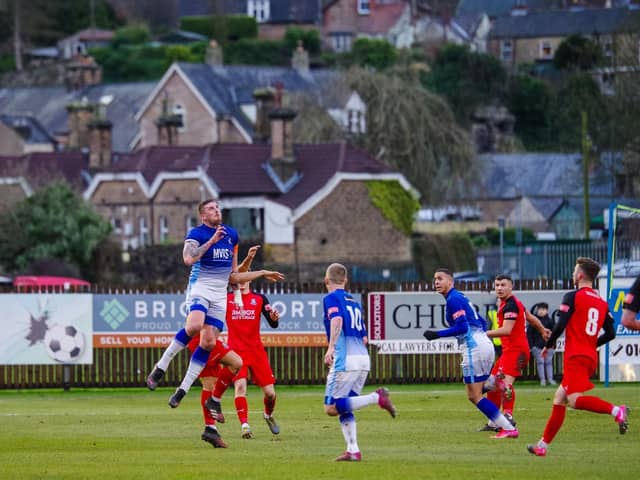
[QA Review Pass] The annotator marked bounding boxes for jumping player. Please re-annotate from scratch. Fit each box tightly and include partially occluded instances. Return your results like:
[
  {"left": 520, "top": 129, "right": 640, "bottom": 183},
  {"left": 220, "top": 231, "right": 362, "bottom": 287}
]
[{"left": 621, "top": 274, "right": 640, "bottom": 331}]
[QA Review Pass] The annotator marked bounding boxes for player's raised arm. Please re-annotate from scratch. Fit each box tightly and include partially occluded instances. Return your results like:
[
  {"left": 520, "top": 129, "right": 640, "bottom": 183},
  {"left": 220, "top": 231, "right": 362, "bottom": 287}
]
[{"left": 182, "top": 225, "right": 227, "bottom": 266}]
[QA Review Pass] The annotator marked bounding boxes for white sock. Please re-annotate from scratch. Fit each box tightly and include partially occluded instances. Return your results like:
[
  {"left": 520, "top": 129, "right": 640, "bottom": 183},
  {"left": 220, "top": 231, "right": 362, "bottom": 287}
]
[
  {"left": 494, "top": 413, "right": 516, "bottom": 431},
  {"left": 340, "top": 418, "right": 359, "bottom": 453},
  {"left": 156, "top": 340, "right": 185, "bottom": 371},
  {"left": 179, "top": 360, "right": 205, "bottom": 393},
  {"left": 348, "top": 393, "right": 378, "bottom": 411},
  {"left": 611, "top": 406, "right": 620, "bottom": 417}
]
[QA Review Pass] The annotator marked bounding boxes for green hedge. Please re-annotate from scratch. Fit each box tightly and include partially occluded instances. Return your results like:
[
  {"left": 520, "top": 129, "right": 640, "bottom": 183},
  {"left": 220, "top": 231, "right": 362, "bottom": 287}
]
[{"left": 180, "top": 15, "right": 258, "bottom": 43}]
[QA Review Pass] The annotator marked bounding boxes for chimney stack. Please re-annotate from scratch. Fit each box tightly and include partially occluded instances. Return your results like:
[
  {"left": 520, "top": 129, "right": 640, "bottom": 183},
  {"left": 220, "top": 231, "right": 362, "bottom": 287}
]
[
  {"left": 268, "top": 84, "right": 297, "bottom": 184},
  {"left": 67, "top": 98, "right": 94, "bottom": 149},
  {"left": 65, "top": 55, "right": 102, "bottom": 91},
  {"left": 253, "top": 87, "right": 276, "bottom": 143},
  {"left": 205, "top": 39, "right": 223, "bottom": 67},
  {"left": 87, "top": 103, "right": 113, "bottom": 169},
  {"left": 291, "top": 40, "right": 309, "bottom": 73}
]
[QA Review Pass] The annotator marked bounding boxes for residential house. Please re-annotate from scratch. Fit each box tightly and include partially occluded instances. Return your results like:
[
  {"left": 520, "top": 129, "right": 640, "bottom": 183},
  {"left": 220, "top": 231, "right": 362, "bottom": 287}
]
[
  {"left": 455, "top": 0, "right": 549, "bottom": 21},
  {"left": 419, "top": 152, "right": 626, "bottom": 240},
  {"left": 133, "top": 57, "right": 367, "bottom": 148},
  {"left": 0, "top": 81, "right": 156, "bottom": 154},
  {"left": 488, "top": 6, "right": 640, "bottom": 70},
  {"left": 57, "top": 28, "right": 115, "bottom": 60},
  {"left": 0, "top": 115, "right": 57, "bottom": 155},
  {"left": 81, "top": 111, "right": 415, "bottom": 276},
  {"left": 322, "top": 0, "right": 411, "bottom": 51}
]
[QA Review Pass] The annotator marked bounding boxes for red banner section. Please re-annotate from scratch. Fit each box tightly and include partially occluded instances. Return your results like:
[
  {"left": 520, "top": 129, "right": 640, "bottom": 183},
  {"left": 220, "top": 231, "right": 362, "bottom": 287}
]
[{"left": 93, "top": 333, "right": 328, "bottom": 348}]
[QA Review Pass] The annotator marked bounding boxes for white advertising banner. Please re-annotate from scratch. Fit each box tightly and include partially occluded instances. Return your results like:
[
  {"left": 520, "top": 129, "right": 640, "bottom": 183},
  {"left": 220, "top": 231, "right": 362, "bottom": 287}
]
[
  {"left": 0, "top": 294, "right": 93, "bottom": 365},
  {"left": 367, "top": 290, "right": 568, "bottom": 354}
]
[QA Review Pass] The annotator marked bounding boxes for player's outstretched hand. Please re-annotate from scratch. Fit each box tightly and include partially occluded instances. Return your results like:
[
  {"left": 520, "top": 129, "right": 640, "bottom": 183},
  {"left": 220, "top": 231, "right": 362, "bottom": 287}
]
[
  {"left": 263, "top": 270, "right": 285, "bottom": 282},
  {"left": 423, "top": 330, "right": 439, "bottom": 341},
  {"left": 246, "top": 245, "right": 260, "bottom": 259},
  {"left": 210, "top": 225, "right": 227, "bottom": 244},
  {"left": 542, "top": 328, "right": 552, "bottom": 341}
]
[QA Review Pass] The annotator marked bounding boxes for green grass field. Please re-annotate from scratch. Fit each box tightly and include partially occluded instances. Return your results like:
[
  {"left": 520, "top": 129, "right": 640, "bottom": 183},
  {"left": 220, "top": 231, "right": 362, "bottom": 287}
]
[{"left": 0, "top": 383, "right": 638, "bottom": 479}]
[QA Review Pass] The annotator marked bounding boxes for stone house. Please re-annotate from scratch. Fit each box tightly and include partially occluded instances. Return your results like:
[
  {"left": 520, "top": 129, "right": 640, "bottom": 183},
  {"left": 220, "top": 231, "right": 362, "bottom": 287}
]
[
  {"left": 0, "top": 115, "right": 57, "bottom": 155},
  {"left": 488, "top": 6, "right": 640, "bottom": 71},
  {"left": 57, "top": 28, "right": 115, "bottom": 60}
]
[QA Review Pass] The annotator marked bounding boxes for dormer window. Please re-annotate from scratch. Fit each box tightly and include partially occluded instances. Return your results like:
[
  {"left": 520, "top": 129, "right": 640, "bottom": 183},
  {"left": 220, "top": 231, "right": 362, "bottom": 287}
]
[
  {"left": 358, "top": 0, "right": 370, "bottom": 14},
  {"left": 348, "top": 110, "right": 365, "bottom": 134},
  {"left": 248, "top": 0, "right": 270, "bottom": 23}
]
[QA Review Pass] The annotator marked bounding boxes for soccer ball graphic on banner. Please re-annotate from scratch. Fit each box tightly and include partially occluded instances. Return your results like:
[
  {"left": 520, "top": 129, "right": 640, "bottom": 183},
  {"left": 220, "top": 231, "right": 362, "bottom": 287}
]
[{"left": 43, "top": 324, "right": 85, "bottom": 363}]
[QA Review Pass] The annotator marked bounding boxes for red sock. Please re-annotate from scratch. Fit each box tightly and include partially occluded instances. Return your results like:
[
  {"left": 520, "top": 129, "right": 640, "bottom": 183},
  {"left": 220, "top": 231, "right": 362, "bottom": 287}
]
[
  {"left": 542, "top": 404, "right": 566, "bottom": 444},
  {"left": 574, "top": 395, "right": 614, "bottom": 414},
  {"left": 235, "top": 396, "right": 248, "bottom": 424},
  {"left": 213, "top": 367, "right": 235, "bottom": 398},
  {"left": 264, "top": 394, "right": 276, "bottom": 416},
  {"left": 487, "top": 389, "right": 501, "bottom": 409},
  {"left": 201, "top": 390, "right": 215, "bottom": 426},
  {"left": 503, "top": 386, "right": 515, "bottom": 414}
]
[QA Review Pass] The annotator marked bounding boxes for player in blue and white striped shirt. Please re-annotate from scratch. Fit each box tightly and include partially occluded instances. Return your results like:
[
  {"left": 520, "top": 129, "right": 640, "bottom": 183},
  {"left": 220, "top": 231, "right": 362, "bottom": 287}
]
[
  {"left": 322, "top": 263, "right": 396, "bottom": 462},
  {"left": 423, "top": 268, "right": 518, "bottom": 438},
  {"left": 146, "top": 199, "right": 284, "bottom": 410}
]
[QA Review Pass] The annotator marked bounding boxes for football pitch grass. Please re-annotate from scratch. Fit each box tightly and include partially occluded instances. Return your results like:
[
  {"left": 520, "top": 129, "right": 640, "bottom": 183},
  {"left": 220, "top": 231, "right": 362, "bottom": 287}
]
[{"left": 0, "top": 383, "right": 638, "bottom": 479}]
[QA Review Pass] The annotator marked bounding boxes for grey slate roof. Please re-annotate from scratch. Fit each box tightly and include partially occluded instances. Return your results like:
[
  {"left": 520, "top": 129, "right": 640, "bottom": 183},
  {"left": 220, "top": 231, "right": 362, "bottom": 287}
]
[
  {"left": 490, "top": 7, "right": 640, "bottom": 39},
  {"left": 0, "top": 114, "right": 56, "bottom": 145},
  {"left": 469, "top": 152, "right": 619, "bottom": 200},
  {"left": 176, "top": 63, "right": 340, "bottom": 138},
  {"left": 0, "top": 81, "right": 156, "bottom": 152},
  {"left": 455, "top": 0, "right": 548, "bottom": 18}
]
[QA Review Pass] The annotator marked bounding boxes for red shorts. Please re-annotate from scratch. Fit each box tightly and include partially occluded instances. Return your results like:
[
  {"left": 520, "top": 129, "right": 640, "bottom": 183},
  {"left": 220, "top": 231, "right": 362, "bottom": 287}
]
[
  {"left": 234, "top": 347, "right": 275, "bottom": 387},
  {"left": 561, "top": 356, "right": 596, "bottom": 395},
  {"left": 492, "top": 348, "right": 530, "bottom": 378},
  {"left": 186, "top": 337, "right": 232, "bottom": 378}
]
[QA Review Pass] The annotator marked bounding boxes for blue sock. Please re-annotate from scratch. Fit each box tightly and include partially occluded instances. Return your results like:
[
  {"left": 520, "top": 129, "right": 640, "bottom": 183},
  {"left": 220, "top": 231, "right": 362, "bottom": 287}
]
[
  {"left": 192, "top": 346, "right": 210, "bottom": 365},
  {"left": 175, "top": 328, "right": 192, "bottom": 346},
  {"left": 476, "top": 397, "right": 501, "bottom": 422}
]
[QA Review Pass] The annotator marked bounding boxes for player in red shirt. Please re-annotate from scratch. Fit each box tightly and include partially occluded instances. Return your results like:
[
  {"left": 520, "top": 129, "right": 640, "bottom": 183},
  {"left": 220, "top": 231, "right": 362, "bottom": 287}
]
[
  {"left": 621, "top": 274, "right": 640, "bottom": 331},
  {"left": 205, "top": 246, "right": 281, "bottom": 439},
  {"left": 527, "top": 257, "right": 627, "bottom": 457},
  {"left": 483, "top": 274, "right": 548, "bottom": 435},
  {"left": 185, "top": 334, "right": 242, "bottom": 448}
]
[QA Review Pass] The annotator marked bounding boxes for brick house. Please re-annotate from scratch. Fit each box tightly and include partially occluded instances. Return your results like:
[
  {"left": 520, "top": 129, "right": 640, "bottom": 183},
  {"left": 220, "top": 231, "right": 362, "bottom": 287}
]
[{"left": 133, "top": 58, "right": 367, "bottom": 149}]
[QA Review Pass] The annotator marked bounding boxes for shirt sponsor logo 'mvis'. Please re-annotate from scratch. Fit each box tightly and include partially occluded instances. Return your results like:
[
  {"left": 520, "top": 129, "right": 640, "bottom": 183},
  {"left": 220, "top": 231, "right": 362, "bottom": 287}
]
[{"left": 211, "top": 248, "right": 232, "bottom": 259}]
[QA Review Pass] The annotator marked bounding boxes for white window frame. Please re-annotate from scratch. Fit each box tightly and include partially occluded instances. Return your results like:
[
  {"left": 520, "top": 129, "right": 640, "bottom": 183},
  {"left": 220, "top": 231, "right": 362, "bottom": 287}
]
[
  {"left": 601, "top": 35, "right": 613, "bottom": 58},
  {"left": 358, "top": 0, "right": 370, "bottom": 15},
  {"left": 332, "top": 33, "right": 353, "bottom": 52},
  {"left": 173, "top": 103, "right": 186, "bottom": 133},
  {"left": 139, "top": 216, "right": 149, "bottom": 247},
  {"left": 185, "top": 215, "right": 196, "bottom": 235},
  {"left": 159, "top": 215, "right": 169, "bottom": 242},
  {"left": 348, "top": 109, "right": 366, "bottom": 134},
  {"left": 500, "top": 39, "right": 513, "bottom": 62},
  {"left": 538, "top": 40, "right": 553, "bottom": 60},
  {"left": 247, "top": 0, "right": 270, "bottom": 23}
]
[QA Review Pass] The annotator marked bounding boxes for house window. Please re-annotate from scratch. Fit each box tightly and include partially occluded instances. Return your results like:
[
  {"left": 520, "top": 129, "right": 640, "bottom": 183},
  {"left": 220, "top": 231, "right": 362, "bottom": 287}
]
[
  {"left": 159, "top": 215, "right": 169, "bottom": 242},
  {"left": 500, "top": 39, "right": 513, "bottom": 62},
  {"left": 247, "top": 0, "right": 270, "bottom": 23},
  {"left": 173, "top": 104, "right": 186, "bottom": 132},
  {"left": 601, "top": 36, "right": 613, "bottom": 58},
  {"left": 185, "top": 215, "right": 197, "bottom": 234},
  {"left": 358, "top": 0, "right": 370, "bottom": 14},
  {"left": 331, "top": 33, "right": 353, "bottom": 52},
  {"left": 139, "top": 216, "right": 149, "bottom": 246},
  {"left": 539, "top": 40, "right": 553, "bottom": 59},
  {"left": 348, "top": 110, "right": 365, "bottom": 134},
  {"left": 111, "top": 217, "right": 122, "bottom": 234}
]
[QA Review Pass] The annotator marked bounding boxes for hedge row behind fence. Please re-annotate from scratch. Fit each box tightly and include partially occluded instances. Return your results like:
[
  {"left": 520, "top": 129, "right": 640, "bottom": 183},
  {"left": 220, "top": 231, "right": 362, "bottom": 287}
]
[{"left": 0, "top": 346, "right": 566, "bottom": 390}]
